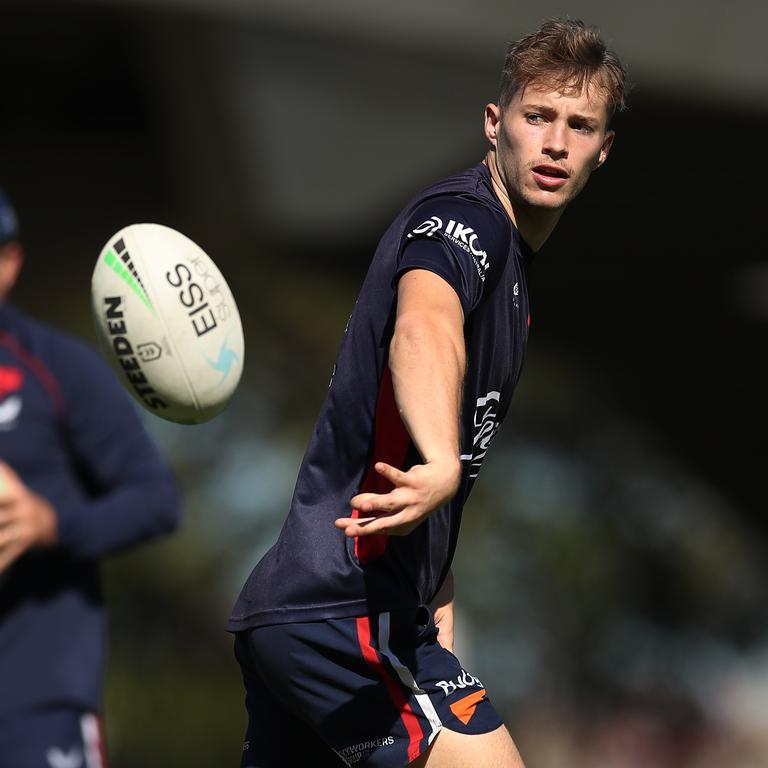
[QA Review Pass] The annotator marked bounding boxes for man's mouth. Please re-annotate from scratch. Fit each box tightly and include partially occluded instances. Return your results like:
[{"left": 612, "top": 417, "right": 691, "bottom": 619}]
[
  {"left": 531, "top": 164, "right": 569, "bottom": 189},
  {"left": 532, "top": 164, "right": 569, "bottom": 179}
]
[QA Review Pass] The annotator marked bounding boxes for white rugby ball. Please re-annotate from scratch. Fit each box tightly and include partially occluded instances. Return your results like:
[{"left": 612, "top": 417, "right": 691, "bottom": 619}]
[{"left": 91, "top": 223, "right": 244, "bottom": 424}]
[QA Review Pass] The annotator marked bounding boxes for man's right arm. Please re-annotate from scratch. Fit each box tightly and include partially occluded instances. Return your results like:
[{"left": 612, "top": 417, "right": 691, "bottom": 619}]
[{"left": 335, "top": 268, "right": 465, "bottom": 538}]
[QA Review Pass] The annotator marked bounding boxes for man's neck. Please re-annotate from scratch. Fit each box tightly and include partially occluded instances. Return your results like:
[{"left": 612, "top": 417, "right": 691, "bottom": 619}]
[{"left": 483, "top": 151, "right": 563, "bottom": 252}]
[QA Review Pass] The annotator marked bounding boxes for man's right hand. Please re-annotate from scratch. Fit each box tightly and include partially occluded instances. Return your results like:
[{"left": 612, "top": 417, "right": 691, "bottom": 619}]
[{"left": 335, "top": 456, "right": 461, "bottom": 538}]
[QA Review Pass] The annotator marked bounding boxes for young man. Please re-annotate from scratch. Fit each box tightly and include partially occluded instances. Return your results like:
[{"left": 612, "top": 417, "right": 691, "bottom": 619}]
[
  {"left": 229, "top": 19, "right": 627, "bottom": 768},
  {"left": 0, "top": 188, "right": 181, "bottom": 767}
]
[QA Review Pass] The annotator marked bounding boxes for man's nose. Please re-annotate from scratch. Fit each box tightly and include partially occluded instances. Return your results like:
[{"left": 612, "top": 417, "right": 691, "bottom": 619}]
[{"left": 543, "top": 123, "right": 568, "bottom": 160}]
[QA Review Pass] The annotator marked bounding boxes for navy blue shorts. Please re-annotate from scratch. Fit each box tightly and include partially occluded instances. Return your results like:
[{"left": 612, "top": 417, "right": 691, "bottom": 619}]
[
  {"left": 0, "top": 709, "right": 107, "bottom": 768},
  {"left": 234, "top": 607, "right": 503, "bottom": 768}
]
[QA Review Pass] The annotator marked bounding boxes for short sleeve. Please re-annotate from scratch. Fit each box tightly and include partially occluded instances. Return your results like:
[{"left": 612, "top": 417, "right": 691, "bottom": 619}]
[{"left": 395, "top": 196, "right": 504, "bottom": 316}]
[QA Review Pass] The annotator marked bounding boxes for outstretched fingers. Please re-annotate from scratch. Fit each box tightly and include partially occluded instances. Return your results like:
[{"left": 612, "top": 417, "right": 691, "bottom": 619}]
[
  {"left": 335, "top": 487, "right": 408, "bottom": 537},
  {"left": 334, "top": 508, "right": 420, "bottom": 538},
  {"left": 335, "top": 460, "right": 442, "bottom": 538},
  {"left": 373, "top": 461, "right": 407, "bottom": 485}
]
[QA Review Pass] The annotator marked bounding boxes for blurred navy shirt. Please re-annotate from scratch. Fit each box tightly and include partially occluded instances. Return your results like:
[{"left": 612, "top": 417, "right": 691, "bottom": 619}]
[{"left": 0, "top": 302, "right": 180, "bottom": 721}]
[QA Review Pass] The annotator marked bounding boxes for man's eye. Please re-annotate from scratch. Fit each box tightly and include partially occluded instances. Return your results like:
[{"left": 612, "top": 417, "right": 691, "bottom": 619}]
[
  {"left": 526, "top": 114, "right": 544, "bottom": 124},
  {"left": 573, "top": 123, "right": 594, "bottom": 133}
]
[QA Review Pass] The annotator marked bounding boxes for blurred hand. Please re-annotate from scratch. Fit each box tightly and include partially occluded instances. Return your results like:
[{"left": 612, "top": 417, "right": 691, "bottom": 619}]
[
  {"left": 335, "top": 457, "right": 461, "bottom": 538},
  {"left": 0, "top": 461, "right": 57, "bottom": 573}
]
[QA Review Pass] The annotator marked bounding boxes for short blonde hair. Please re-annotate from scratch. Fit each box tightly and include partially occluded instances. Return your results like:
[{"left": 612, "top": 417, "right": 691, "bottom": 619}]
[{"left": 499, "top": 19, "right": 628, "bottom": 121}]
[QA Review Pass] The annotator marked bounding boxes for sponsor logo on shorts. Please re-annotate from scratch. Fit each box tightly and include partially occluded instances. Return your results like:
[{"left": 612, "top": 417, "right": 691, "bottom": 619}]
[
  {"left": 337, "top": 736, "right": 395, "bottom": 765},
  {"left": 407, "top": 216, "right": 490, "bottom": 281},
  {"left": 435, "top": 668, "right": 484, "bottom": 697},
  {"left": 450, "top": 688, "right": 487, "bottom": 725}
]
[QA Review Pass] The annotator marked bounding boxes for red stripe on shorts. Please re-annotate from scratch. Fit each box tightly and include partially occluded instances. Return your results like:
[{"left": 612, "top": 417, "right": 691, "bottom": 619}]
[{"left": 355, "top": 616, "right": 423, "bottom": 763}]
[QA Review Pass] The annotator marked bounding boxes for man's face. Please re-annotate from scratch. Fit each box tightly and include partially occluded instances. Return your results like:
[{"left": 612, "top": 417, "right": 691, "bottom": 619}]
[{"left": 486, "top": 82, "right": 614, "bottom": 213}]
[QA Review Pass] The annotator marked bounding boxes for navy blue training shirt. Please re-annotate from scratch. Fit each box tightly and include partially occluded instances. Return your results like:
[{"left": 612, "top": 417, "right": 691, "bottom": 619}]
[
  {"left": 229, "top": 163, "right": 532, "bottom": 631},
  {"left": 0, "top": 302, "right": 180, "bottom": 721}
]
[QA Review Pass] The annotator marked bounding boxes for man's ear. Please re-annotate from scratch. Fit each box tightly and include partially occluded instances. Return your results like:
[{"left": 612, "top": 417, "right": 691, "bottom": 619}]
[
  {"left": 0, "top": 242, "right": 24, "bottom": 302},
  {"left": 484, "top": 103, "right": 502, "bottom": 148},
  {"left": 596, "top": 129, "right": 615, "bottom": 169}
]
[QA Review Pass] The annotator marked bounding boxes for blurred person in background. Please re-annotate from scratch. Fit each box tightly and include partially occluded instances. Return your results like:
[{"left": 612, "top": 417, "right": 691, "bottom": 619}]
[
  {"left": 0, "top": 186, "right": 181, "bottom": 768},
  {"left": 229, "top": 18, "right": 626, "bottom": 768}
]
